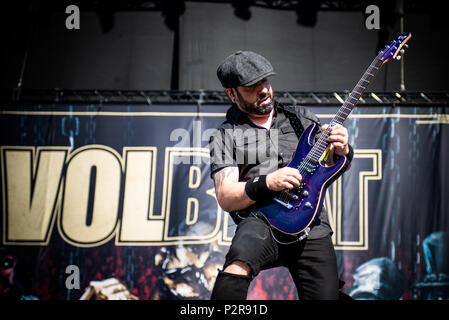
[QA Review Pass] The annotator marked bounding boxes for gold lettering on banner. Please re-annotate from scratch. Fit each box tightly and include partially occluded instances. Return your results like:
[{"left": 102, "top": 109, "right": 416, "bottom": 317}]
[
  {"left": 117, "top": 147, "right": 164, "bottom": 244},
  {"left": 1, "top": 144, "right": 381, "bottom": 250},
  {"left": 186, "top": 198, "right": 199, "bottom": 226},
  {"left": 162, "top": 147, "right": 221, "bottom": 244},
  {"left": 186, "top": 166, "right": 201, "bottom": 226},
  {"left": 1, "top": 146, "right": 68, "bottom": 245},
  {"left": 325, "top": 149, "right": 382, "bottom": 250},
  {"left": 188, "top": 166, "right": 201, "bottom": 189},
  {"left": 58, "top": 145, "right": 121, "bottom": 247}
]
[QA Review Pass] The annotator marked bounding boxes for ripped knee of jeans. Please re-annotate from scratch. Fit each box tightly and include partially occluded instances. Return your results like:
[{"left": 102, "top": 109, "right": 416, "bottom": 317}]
[{"left": 223, "top": 260, "right": 253, "bottom": 278}]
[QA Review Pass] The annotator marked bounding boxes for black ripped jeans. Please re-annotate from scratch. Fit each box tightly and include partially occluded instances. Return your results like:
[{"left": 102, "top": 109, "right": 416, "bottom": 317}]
[{"left": 211, "top": 216, "right": 339, "bottom": 300}]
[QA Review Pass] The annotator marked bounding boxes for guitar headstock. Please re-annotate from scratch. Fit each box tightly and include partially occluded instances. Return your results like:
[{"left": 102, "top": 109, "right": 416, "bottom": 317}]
[{"left": 377, "top": 32, "right": 412, "bottom": 64}]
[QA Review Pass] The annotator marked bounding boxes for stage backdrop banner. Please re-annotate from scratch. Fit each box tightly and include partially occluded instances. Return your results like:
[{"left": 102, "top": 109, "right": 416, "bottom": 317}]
[{"left": 0, "top": 103, "right": 448, "bottom": 300}]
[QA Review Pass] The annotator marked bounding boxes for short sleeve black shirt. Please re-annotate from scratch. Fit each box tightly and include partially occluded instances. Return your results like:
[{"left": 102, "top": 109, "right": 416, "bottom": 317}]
[{"left": 209, "top": 101, "right": 352, "bottom": 239}]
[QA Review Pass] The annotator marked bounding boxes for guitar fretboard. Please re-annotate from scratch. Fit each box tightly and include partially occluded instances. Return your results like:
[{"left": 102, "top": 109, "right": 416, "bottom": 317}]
[{"left": 307, "top": 58, "right": 384, "bottom": 164}]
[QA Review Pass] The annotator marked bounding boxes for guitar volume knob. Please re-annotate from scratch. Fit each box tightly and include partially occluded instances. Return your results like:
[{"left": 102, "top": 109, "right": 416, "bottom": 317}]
[
  {"left": 302, "top": 190, "right": 309, "bottom": 197},
  {"left": 305, "top": 202, "right": 312, "bottom": 208}
]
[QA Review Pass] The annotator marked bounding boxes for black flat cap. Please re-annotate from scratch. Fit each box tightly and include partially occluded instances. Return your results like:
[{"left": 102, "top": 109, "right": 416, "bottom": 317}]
[{"left": 217, "top": 50, "right": 276, "bottom": 88}]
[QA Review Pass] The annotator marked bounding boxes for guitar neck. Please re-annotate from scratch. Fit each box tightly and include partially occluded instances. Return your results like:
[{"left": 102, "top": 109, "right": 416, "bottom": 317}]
[{"left": 309, "top": 58, "right": 384, "bottom": 162}]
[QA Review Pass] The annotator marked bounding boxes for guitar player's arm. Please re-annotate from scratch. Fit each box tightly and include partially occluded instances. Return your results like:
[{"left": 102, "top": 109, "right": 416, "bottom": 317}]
[{"left": 213, "top": 166, "right": 303, "bottom": 212}]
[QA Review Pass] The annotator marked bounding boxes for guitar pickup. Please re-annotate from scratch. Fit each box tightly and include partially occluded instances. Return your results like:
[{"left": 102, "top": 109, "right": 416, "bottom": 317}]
[{"left": 303, "top": 161, "right": 318, "bottom": 175}]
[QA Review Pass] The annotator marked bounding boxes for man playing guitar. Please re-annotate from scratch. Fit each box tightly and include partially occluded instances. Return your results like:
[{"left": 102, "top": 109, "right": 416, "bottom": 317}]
[{"left": 209, "top": 50, "right": 352, "bottom": 300}]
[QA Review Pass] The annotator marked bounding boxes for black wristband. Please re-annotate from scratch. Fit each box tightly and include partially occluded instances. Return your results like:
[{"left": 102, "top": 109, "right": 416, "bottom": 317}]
[
  {"left": 244, "top": 175, "right": 274, "bottom": 201},
  {"left": 347, "top": 144, "right": 354, "bottom": 162}
]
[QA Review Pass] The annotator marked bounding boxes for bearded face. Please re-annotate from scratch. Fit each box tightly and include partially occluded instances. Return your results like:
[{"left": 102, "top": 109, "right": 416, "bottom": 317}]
[
  {"left": 235, "top": 87, "right": 274, "bottom": 115},
  {"left": 233, "top": 78, "right": 274, "bottom": 116}
]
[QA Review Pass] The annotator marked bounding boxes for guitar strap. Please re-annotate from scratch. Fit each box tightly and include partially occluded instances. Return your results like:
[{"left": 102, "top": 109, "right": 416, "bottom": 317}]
[
  {"left": 278, "top": 103, "right": 332, "bottom": 161},
  {"left": 277, "top": 103, "right": 324, "bottom": 142},
  {"left": 277, "top": 104, "right": 305, "bottom": 139}
]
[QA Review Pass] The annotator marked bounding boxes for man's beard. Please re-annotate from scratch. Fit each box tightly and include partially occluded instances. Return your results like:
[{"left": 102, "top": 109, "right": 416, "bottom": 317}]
[{"left": 236, "top": 91, "right": 274, "bottom": 115}]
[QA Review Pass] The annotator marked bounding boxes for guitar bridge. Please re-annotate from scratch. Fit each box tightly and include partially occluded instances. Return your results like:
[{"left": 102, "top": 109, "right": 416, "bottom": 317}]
[{"left": 273, "top": 197, "right": 293, "bottom": 209}]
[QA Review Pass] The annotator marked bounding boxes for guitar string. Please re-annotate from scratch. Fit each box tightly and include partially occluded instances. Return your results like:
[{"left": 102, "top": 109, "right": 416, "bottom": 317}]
[
  {"left": 300, "top": 60, "right": 382, "bottom": 166},
  {"left": 269, "top": 37, "right": 407, "bottom": 230},
  {"left": 278, "top": 59, "right": 382, "bottom": 203}
]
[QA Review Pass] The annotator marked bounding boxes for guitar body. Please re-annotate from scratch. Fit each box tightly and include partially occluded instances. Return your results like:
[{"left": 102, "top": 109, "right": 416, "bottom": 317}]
[{"left": 257, "top": 123, "right": 351, "bottom": 235}]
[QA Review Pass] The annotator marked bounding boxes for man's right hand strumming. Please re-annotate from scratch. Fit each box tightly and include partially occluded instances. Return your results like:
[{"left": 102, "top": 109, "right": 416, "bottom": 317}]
[
  {"left": 213, "top": 166, "right": 302, "bottom": 213},
  {"left": 266, "top": 167, "right": 302, "bottom": 191}
]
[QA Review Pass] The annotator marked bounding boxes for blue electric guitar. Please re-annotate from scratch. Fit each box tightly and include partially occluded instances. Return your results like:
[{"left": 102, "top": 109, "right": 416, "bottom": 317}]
[{"left": 257, "top": 32, "right": 412, "bottom": 235}]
